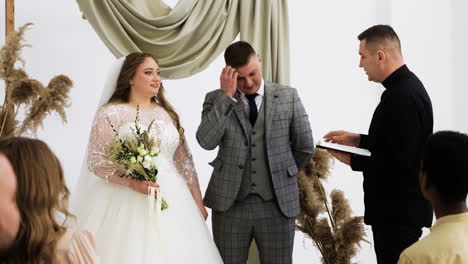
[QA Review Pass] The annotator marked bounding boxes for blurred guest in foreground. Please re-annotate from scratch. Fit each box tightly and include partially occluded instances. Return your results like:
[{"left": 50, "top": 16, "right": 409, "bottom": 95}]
[
  {"left": 0, "top": 137, "right": 99, "bottom": 263},
  {"left": 0, "top": 153, "right": 20, "bottom": 254}
]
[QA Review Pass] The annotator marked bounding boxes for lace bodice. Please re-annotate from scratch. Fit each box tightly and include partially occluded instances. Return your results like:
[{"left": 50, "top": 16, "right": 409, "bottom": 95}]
[{"left": 87, "top": 104, "right": 199, "bottom": 186}]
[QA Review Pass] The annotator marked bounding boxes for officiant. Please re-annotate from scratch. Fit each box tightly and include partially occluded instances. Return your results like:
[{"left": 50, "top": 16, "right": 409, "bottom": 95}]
[{"left": 323, "top": 25, "right": 434, "bottom": 264}]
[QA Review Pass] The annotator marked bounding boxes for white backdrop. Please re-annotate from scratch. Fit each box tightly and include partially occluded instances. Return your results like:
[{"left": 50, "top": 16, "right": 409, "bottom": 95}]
[{"left": 1, "top": 0, "right": 467, "bottom": 263}]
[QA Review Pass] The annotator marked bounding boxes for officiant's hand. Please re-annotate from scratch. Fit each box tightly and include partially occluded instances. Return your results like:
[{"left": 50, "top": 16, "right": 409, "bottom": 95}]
[
  {"left": 323, "top": 130, "right": 361, "bottom": 147},
  {"left": 328, "top": 150, "right": 351, "bottom": 166},
  {"left": 129, "top": 180, "right": 159, "bottom": 195},
  {"left": 220, "top": 66, "right": 238, "bottom": 97}
]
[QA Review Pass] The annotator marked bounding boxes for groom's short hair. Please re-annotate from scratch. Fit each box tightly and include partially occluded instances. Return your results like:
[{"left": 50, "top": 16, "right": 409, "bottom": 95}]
[{"left": 224, "top": 41, "right": 256, "bottom": 68}]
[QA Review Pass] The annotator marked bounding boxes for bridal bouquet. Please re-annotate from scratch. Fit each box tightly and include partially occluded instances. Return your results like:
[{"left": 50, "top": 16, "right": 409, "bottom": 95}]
[{"left": 106, "top": 106, "right": 168, "bottom": 210}]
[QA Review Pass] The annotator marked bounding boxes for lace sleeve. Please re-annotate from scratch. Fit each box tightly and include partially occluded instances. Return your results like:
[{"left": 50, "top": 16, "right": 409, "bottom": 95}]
[
  {"left": 87, "top": 105, "right": 121, "bottom": 181},
  {"left": 173, "top": 136, "right": 200, "bottom": 187}
]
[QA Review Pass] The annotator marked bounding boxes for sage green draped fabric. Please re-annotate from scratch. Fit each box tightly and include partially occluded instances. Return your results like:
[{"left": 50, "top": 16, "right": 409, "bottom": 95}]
[{"left": 76, "top": 0, "right": 290, "bottom": 84}]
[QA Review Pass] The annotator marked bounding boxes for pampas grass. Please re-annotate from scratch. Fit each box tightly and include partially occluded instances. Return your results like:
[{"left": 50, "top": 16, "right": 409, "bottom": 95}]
[
  {"left": 0, "top": 23, "right": 73, "bottom": 140},
  {"left": 297, "top": 149, "right": 366, "bottom": 264}
]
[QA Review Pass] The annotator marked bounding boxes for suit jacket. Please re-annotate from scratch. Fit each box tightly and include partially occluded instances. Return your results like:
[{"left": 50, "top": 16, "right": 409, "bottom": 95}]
[
  {"left": 196, "top": 81, "right": 314, "bottom": 217},
  {"left": 351, "top": 65, "right": 433, "bottom": 227}
]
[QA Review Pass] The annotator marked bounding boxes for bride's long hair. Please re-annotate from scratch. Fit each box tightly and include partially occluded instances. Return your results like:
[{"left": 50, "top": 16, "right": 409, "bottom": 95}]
[
  {"left": 0, "top": 137, "right": 74, "bottom": 264},
  {"left": 107, "top": 52, "right": 185, "bottom": 144}
]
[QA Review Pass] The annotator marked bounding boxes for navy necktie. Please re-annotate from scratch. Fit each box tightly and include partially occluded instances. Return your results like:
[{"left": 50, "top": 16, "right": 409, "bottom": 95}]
[{"left": 245, "top": 93, "right": 259, "bottom": 126}]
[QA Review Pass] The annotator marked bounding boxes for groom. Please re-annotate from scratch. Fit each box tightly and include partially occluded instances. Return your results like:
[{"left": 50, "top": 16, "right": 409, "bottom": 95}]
[{"left": 197, "top": 41, "right": 314, "bottom": 264}]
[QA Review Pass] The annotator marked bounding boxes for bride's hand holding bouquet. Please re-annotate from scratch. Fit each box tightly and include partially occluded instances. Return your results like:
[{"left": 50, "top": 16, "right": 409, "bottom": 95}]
[{"left": 105, "top": 105, "right": 168, "bottom": 210}]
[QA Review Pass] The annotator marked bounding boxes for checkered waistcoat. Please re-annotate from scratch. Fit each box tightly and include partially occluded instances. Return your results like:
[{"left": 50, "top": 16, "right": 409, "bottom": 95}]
[{"left": 236, "top": 99, "right": 274, "bottom": 201}]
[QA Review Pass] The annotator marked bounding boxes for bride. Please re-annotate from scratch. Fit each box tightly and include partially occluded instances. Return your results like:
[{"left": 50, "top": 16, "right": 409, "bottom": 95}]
[{"left": 71, "top": 53, "right": 223, "bottom": 263}]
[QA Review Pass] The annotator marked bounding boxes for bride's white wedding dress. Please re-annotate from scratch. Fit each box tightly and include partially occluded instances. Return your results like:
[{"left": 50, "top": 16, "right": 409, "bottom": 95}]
[{"left": 72, "top": 104, "right": 223, "bottom": 263}]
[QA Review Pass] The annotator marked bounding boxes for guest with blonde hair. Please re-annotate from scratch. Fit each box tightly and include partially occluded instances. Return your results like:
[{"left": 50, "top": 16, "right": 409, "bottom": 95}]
[{"left": 0, "top": 137, "right": 99, "bottom": 263}]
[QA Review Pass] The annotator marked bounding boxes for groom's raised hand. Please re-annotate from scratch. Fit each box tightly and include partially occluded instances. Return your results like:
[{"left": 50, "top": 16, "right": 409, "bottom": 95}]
[{"left": 220, "top": 66, "right": 238, "bottom": 97}]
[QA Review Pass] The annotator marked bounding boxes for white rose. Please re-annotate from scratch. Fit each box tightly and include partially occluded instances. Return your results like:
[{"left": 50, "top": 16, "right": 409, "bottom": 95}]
[
  {"left": 143, "top": 160, "right": 152, "bottom": 169},
  {"left": 144, "top": 155, "right": 152, "bottom": 161},
  {"left": 137, "top": 156, "right": 143, "bottom": 162}
]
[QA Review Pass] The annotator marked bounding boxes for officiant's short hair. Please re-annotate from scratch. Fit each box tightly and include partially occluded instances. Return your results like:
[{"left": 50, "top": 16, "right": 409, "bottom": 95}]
[
  {"left": 224, "top": 41, "right": 256, "bottom": 68},
  {"left": 358, "top": 25, "right": 401, "bottom": 54},
  {"left": 422, "top": 131, "right": 468, "bottom": 203}
]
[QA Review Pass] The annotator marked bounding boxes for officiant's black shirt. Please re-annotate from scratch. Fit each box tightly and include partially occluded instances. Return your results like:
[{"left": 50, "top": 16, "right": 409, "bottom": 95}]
[{"left": 351, "top": 65, "right": 433, "bottom": 227}]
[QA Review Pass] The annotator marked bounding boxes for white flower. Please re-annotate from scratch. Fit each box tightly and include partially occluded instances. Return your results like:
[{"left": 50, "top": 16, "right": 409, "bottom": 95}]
[
  {"left": 144, "top": 155, "right": 152, "bottom": 161},
  {"left": 137, "top": 156, "right": 143, "bottom": 162},
  {"left": 143, "top": 160, "right": 152, "bottom": 169},
  {"left": 139, "top": 149, "right": 148, "bottom": 156}
]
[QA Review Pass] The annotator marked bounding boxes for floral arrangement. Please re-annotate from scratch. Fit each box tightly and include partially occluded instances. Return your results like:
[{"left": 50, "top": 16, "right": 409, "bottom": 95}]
[
  {"left": 0, "top": 23, "right": 73, "bottom": 140},
  {"left": 297, "top": 149, "right": 367, "bottom": 264},
  {"left": 106, "top": 105, "right": 168, "bottom": 210}
]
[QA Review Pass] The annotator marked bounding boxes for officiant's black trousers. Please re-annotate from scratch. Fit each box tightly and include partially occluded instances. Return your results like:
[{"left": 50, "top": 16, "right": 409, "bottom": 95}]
[
  {"left": 372, "top": 224, "right": 423, "bottom": 264},
  {"left": 212, "top": 195, "right": 295, "bottom": 264}
]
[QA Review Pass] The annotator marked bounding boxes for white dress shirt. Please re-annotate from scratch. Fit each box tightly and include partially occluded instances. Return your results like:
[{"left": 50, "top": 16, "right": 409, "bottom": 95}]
[{"left": 234, "top": 79, "right": 265, "bottom": 114}]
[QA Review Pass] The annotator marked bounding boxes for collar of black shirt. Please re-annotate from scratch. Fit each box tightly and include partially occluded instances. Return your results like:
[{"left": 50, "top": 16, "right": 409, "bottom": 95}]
[{"left": 382, "top": 64, "right": 409, "bottom": 90}]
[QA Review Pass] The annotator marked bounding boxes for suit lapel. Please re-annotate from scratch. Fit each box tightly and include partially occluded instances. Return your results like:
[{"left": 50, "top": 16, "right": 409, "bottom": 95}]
[
  {"left": 233, "top": 91, "right": 249, "bottom": 138},
  {"left": 264, "top": 81, "right": 278, "bottom": 140}
]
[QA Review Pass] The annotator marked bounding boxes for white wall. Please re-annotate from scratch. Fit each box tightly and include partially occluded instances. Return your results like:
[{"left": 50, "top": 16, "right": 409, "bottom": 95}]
[
  {"left": 452, "top": 0, "right": 468, "bottom": 133},
  {"left": 1, "top": 1, "right": 467, "bottom": 263}
]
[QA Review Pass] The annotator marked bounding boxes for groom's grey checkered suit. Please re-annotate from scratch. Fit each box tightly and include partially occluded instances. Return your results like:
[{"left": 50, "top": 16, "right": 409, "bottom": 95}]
[{"left": 197, "top": 81, "right": 314, "bottom": 264}]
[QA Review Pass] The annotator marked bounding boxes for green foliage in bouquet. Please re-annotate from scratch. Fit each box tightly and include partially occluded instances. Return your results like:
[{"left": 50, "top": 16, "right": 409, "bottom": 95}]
[
  {"left": 106, "top": 105, "right": 168, "bottom": 210},
  {"left": 297, "top": 149, "right": 367, "bottom": 264},
  {"left": 0, "top": 23, "right": 73, "bottom": 140}
]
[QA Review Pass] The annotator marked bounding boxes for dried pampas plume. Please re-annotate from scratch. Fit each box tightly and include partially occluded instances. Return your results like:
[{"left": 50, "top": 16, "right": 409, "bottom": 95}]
[
  {"left": 297, "top": 148, "right": 366, "bottom": 264},
  {"left": 0, "top": 23, "right": 73, "bottom": 139}
]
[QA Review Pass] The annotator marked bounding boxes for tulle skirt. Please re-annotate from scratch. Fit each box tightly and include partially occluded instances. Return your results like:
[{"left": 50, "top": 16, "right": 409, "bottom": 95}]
[{"left": 72, "top": 164, "right": 223, "bottom": 264}]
